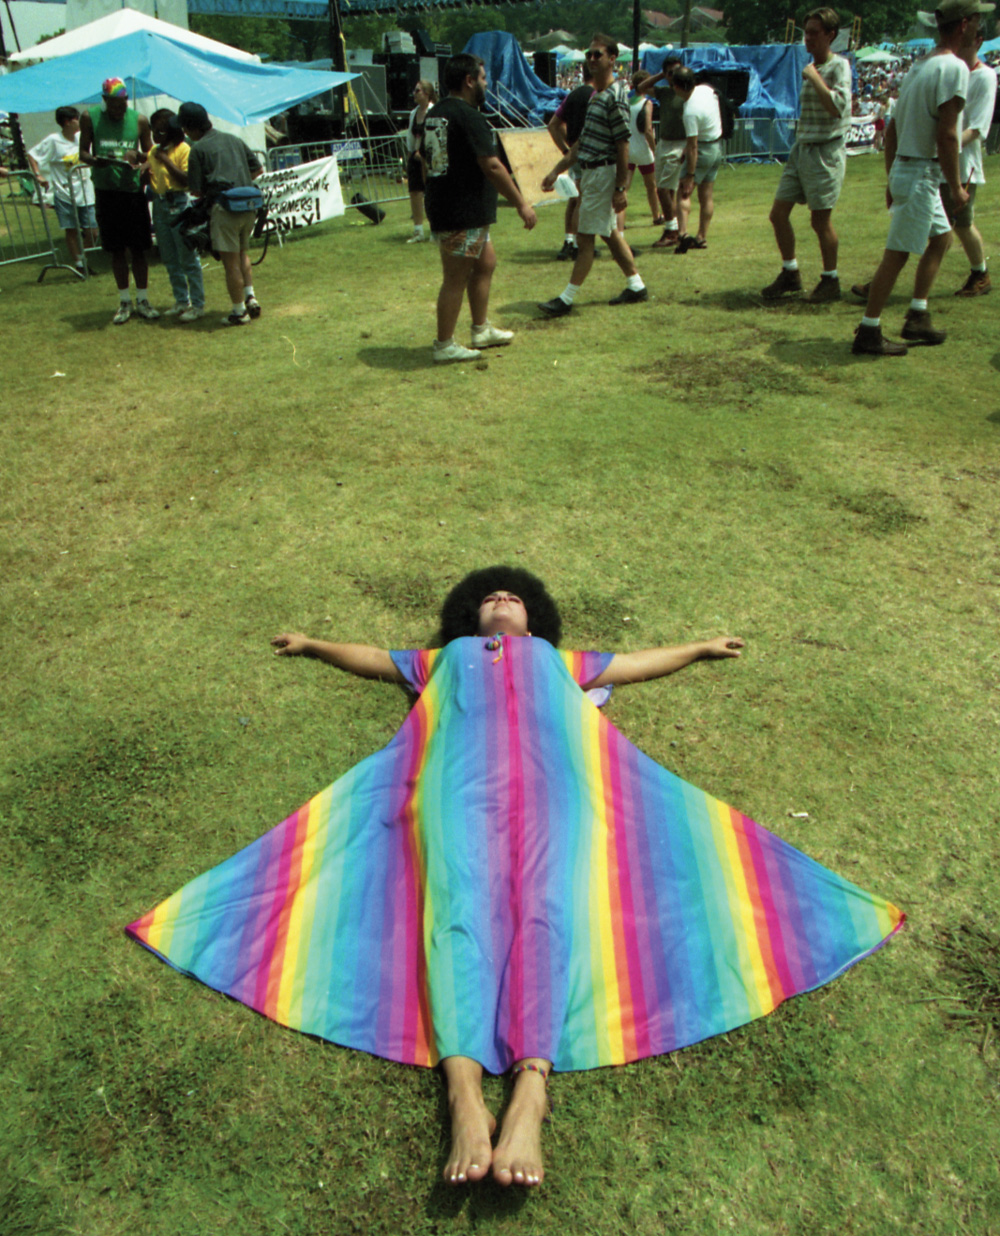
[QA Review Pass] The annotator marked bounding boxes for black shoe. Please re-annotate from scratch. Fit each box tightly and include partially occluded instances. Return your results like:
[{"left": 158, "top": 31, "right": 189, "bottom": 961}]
[
  {"left": 538, "top": 296, "right": 573, "bottom": 317},
  {"left": 674, "top": 233, "right": 693, "bottom": 254},
  {"left": 804, "top": 275, "right": 841, "bottom": 303},
  {"left": 556, "top": 239, "right": 578, "bottom": 261},
  {"left": 901, "top": 309, "right": 946, "bottom": 345},
  {"left": 851, "top": 281, "right": 871, "bottom": 300},
  {"left": 851, "top": 323, "right": 907, "bottom": 356},
  {"left": 761, "top": 268, "right": 803, "bottom": 299},
  {"left": 608, "top": 286, "right": 648, "bottom": 305}
]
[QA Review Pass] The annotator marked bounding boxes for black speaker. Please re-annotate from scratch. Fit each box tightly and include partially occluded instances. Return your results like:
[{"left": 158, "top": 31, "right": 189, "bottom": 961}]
[
  {"left": 375, "top": 52, "right": 420, "bottom": 109},
  {"left": 533, "top": 51, "right": 558, "bottom": 87},
  {"left": 697, "top": 70, "right": 750, "bottom": 108},
  {"left": 413, "top": 27, "right": 436, "bottom": 57}
]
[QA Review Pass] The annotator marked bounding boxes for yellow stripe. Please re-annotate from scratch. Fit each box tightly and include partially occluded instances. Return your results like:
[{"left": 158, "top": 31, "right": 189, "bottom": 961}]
[
  {"left": 706, "top": 797, "right": 773, "bottom": 1016},
  {"left": 276, "top": 787, "right": 329, "bottom": 1026},
  {"left": 585, "top": 706, "right": 624, "bottom": 1065}
]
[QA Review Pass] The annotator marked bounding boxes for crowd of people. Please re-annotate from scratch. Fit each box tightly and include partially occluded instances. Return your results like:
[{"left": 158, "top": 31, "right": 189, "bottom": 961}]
[
  {"left": 409, "top": 0, "right": 995, "bottom": 361},
  {"left": 13, "top": 79, "right": 264, "bottom": 326}
]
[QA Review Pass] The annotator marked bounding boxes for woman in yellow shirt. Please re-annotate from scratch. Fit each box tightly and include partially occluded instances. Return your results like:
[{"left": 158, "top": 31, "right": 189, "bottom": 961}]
[{"left": 145, "top": 109, "right": 205, "bottom": 321}]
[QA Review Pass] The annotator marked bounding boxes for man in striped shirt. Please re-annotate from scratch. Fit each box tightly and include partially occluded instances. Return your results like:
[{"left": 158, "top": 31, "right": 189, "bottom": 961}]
[
  {"left": 539, "top": 34, "right": 648, "bottom": 316},
  {"left": 762, "top": 7, "right": 852, "bottom": 303}
]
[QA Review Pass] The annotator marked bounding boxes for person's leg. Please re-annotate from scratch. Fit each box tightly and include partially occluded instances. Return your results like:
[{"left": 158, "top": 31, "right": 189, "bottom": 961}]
[
  {"left": 441, "top": 1056, "right": 495, "bottom": 1185},
  {"left": 769, "top": 197, "right": 796, "bottom": 260},
  {"left": 467, "top": 240, "right": 498, "bottom": 328},
  {"left": 912, "top": 228, "right": 951, "bottom": 300},
  {"left": 567, "top": 232, "right": 597, "bottom": 287},
  {"left": 810, "top": 207, "right": 838, "bottom": 272},
  {"left": 153, "top": 200, "right": 190, "bottom": 307},
  {"left": 130, "top": 246, "right": 149, "bottom": 291},
  {"left": 955, "top": 222, "right": 985, "bottom": 269},
  {"left": 220, "top": 248, "right": 246, "bottom": 306},
  {"left": 410, "top": 190, "right": 425, "bottom": 228},
  {"left": 864, "top": 248, "right": 910, "bottom": 320},
  {"left": 437, "top": 247, "right": 477, "bottom": 341},
  {"left": 677, "top": 184, "right": 691, "bottom": 237},
  {"left": 605, "top": 227, "right": 638, "bottom": 277},
  {"left": 110, "top": 248, "right": 131, "bottom": 291},
  {"left": 695, "top": 181, "right": 714, "bottom": 242},
  {"left": 63, "top": 227, "right": 82, "bottom": 264},
  {"left": 641, "top": 167, "right": 660, "bottom": 221},
  {"left": 492, "top": 1059, "right": 551, "bottom": 1187}
]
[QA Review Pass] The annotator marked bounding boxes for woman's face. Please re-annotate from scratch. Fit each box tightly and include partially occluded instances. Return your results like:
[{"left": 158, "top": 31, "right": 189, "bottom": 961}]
[
  {"left": 414, "top": 84, "right": 428, "bottom": 105},
  {"left": 478, "top": 591, "right": 530, "bottom": 638}
]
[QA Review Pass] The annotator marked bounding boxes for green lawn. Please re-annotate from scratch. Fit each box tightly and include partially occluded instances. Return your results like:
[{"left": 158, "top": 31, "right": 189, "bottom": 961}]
[{"left": 1, "top": 152, "right": 998, "bottom": 1236}]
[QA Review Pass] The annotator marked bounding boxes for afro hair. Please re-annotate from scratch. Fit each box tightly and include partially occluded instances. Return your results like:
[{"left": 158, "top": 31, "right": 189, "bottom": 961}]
[{"left": 438, "top": 566, "right": 562, "bottom": 646}]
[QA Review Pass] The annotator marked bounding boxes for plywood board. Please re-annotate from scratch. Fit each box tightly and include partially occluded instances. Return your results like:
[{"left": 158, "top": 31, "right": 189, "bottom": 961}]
[{"left": 497, "top": 129, "right": 562, "bottom": 206}]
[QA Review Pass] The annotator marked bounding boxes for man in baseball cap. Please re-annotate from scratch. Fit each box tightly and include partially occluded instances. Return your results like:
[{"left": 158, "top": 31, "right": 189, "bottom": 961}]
[{"left": 851, "top": 0, "right": 994, "bottom": 354}]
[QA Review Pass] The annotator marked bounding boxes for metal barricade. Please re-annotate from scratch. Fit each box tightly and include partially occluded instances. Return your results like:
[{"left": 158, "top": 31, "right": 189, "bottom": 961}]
[
  {"left": 266, "top": 134, "right": 411, "bottom": 213},
  {"left": 0, "top": 165, "right": 99, "bottom": 279},
  {"left": 724, "top": 118, "right": 795, "bottom": 164}
]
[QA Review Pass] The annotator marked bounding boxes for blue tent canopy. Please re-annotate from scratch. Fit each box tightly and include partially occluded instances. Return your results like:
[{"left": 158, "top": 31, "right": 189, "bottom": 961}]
[
  {"left": 464, "top": 30, "right": 564, "bottom": 124},
  {"left": 0, "top": 29, "right": 357, "bottom": 124},
  {"left": 641, "top": 43, "right": 811, "bottom": 119}
]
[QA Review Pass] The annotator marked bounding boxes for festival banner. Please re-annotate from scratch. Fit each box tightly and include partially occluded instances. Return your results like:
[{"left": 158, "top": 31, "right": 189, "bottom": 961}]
[{"left": 258, "top": 155, "right": 344, "bottom": 235}]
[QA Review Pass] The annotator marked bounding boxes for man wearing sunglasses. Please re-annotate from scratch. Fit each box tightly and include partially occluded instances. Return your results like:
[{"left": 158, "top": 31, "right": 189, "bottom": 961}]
[{"left": 539, "top": 36, "right": 648, "bottom": 316}]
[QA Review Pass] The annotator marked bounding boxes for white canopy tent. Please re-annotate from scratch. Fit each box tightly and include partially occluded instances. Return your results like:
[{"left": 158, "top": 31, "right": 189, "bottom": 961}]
[{"left": 9, "top": 6, "right": 259, "bottom": 62}]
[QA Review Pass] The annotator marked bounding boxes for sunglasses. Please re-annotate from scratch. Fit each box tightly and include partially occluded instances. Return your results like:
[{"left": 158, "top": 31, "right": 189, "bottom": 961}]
[{"left": 584, "top": 50, "right": 605, "bottom": 60}]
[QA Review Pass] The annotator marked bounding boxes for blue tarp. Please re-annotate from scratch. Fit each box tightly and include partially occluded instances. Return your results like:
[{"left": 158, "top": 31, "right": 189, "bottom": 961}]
[
  {"left": 463, "top": 31, "right": 565, "bottom": 126},
  {"left": 640, "top": 44, "right": 810, "bottom": 119},
  {"left": 0, "top": 29, "right": 356, "bottom": 124}
]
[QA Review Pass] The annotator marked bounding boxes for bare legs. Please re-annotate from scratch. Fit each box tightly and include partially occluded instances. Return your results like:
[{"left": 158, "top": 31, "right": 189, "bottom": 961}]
[
  {"left": 110, "top": 245, "right": 149, "bottom": 292},
  {"left": 409, "top": 189, "right": 425, "bottom": 229},
  {"left": 441, "top": 1055, "right": 551, "bottom": 1187},
  {"left": 436, "top": 241, "right": 497, "bottom": 341},
  {"left": 769, "top": 200, "right": 838, "bottom": 271},
  {"left": 220, "top": 248, "right": 253, "bottom": 307}
]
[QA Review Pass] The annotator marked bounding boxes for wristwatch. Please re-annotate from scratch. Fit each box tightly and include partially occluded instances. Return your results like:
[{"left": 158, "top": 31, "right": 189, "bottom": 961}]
[{"left": 615, "top": 185, "right": 626, "bottom": 193}]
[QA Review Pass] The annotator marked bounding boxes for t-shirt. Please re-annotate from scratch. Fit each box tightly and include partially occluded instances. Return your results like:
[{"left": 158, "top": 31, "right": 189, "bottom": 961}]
[
  {"left": 655, "top": 86, "right": 687, "bottom": 143},
  {"left": 146, "top": 141, "right": 191, "bottom": 195},
  {"left": 555, "top": 84, "right": 595, "bottom": 146},
  {"left": 960, "top": 61, "right": 998, "bottom": 184},
  {"left": 187, "top": 128, "right": 262, "bottom": 197},
  {"left": 576, "top": 80, "right": 630, "bottom": 164},
  {"left": 628, "top": 96, "right": 653, "bottom": 164},
  {"left": 893, "top": 51, "right": 969, "bottom": 160},
  {"left": 682, "top": 84, "right": 722, "bottom": 141},
  {"left": 422, "top": 95, "right": 498, "bottom": 231},
  {"left": 406, "top": 106, "right": 428, "bottom": 155},
  {"left": 796, "top": 55, "right": 852, "bottom": 143},
  {"left": 88, "top": 106, "right": 142, "bottom": 193},
  {"left": 28, "top": 130, "right": 95, "bottom": 205}
]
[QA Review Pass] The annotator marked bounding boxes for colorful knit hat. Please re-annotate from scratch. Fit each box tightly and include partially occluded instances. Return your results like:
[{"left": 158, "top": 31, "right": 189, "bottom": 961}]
[{"left": 102, "top": 77, "right": 128, "bottom": 98}]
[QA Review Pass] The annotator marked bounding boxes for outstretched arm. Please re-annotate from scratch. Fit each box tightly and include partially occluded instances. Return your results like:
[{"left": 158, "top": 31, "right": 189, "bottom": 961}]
[
  {"left": 583, "top": 636, "right": 744, "bottom": 689},
  {"left": 271, "top": 634, "right": 405, "bottom": 683}
]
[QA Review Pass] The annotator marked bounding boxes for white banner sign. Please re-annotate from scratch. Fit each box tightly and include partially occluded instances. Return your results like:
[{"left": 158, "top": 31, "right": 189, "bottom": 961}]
[{"left": 258, "top": 155, "right": 345, "bottom": 235}]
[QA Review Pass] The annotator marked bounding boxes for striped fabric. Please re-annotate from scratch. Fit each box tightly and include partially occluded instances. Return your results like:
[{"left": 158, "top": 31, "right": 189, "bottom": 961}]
[{"left": 127, "top": 635, "right": 903, "bottom": 1073}]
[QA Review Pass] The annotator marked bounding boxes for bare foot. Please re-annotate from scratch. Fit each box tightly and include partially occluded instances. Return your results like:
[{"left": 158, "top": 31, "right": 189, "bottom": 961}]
[
  {"left": 492, "top": 1071, "right": 547, "bottom": 1187},
  {"left": 443, "top": 1087, "right": 496, "bottom": 1185}
]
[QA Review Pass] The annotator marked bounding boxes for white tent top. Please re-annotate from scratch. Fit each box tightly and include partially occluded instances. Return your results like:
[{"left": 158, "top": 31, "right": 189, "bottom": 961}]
[{"left": 9, "top": 7, "right": 260, "bottom": 63}]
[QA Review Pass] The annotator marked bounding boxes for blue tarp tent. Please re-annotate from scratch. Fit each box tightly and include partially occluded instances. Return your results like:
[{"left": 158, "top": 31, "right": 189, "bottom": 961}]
[
  {"left": 0, "top": 29, "right": 357, "bottom": 125},
  {"left": 464, "top": 31, "right": 565, "bottom": 125}
]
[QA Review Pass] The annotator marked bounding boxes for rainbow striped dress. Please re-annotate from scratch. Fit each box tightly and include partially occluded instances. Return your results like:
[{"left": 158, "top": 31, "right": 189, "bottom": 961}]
[{"left": 127, "top": 635, "right": 903, "bottom": 1073}]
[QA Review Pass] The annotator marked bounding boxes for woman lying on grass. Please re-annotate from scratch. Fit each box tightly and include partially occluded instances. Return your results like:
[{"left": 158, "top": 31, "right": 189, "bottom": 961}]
[{"left": 127, "top": 567, "right": 903, "bottom": 1189}]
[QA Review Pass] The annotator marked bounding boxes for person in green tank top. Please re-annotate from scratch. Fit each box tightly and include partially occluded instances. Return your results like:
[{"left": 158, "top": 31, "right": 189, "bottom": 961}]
[{"left": 79, "top": 78, "right": 159, "bottom": 325}]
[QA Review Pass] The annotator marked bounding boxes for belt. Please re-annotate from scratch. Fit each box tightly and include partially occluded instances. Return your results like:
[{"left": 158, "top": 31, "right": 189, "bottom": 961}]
[
  {"left": 898, "top": 155, "right": 937, "bottom": 162},
  {"left": 578, "top": 159, "right": 615, "bottom": 169}
]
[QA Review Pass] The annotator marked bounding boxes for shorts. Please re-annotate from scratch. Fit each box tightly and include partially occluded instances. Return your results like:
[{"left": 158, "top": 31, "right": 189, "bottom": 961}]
[
  {"left": 95, "top": 189, "right": 152, "bottom": 253},
  {"left": 54, "top": 195, "right": 96, "bottom": 231},
  {"left": 433, "top": 226, "right": 491, "bottom": 258},
  {"left": 577, "top": 163, "right": 617, "bottom": 238},
  {"left": 406, "top": 152, "right": 424, "bottom": 194},
  {"left": 885, "top": 158, "right": 951, "bottom": 255},
  {"left": 210, "top": 202, "right": 255, "bottom": 253},
  {"left": 655, "top": 141, "right": 686, "bottom": 191},
  {"left": 774, "top": 137, "right": 846, "bottom": 211},
  {"left": 692, "top": 139, "right": 723, "bottom": 185},
  {"left": 628, "top": 162, "right": 654, "bottom": 175},
  {"left": 939, "top": 179, "right": 977, "bottom": 230}
]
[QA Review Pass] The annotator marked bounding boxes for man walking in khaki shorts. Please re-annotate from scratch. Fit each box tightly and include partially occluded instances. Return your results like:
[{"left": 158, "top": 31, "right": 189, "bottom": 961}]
[
  {"left": 761, "top": 7, "right": 852, "bottom": 303},
  {"left": 179, "top": 102, "right": 264, "bottom": 326}
]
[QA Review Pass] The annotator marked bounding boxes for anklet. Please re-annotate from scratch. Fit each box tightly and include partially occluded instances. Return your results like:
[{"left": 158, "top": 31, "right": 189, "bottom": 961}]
[{"left": 510, "top": 1062, "right": 549, "bottom": 1082}]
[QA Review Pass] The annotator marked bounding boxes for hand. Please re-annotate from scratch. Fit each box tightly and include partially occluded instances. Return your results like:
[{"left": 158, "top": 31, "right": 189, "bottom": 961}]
[
  {"left": 680, "top": 175, "right": 694, "bottom": 199},
  {"left": 702, "top": 636, "right": 744, "bottom": 659},
  {"left": 803, "top": 63, "right": 821, "bottom": 84},
  {"left": 541, "top": 170, "right": 558, "bottom": 193},
  {"left": 885, "top": 185, "right": 893, "bottom": 210},
  {"left": 37, "top": 176, "right": 49, "bottom": 189},
  {"left": 519, "top": 203, "right": 537, "bottom": 230},
  {"left": 271, "top": 632, "right": 311, "bottom": 656},
  {"left": 948, "top": 184, "right": 970, "bottom": 216},
  {"left": 151, "top": 146, "right": 166, "bottom": 163}
]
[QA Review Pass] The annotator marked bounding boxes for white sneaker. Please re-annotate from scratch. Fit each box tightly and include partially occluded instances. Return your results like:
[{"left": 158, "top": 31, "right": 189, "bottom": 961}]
[
  {"left": 134, "top": 300, "right": 160, "bottom": 320},
  {"left": 222, "top": 310, "right": 250, "bottom": 326},
  {"left": 178, "top": 306, "right": 204, "bottom": 322},
  {"left": 471, "top": 322, "right": 514, "bottom": 349},
  {"left": 164, "top": 302, "right": 190, "bottom": 317},
  {"left": 112, "top": 303, "right": 132, "bottom": 325},
  {"left": 433, "top": 339, "right": 479, "bottom": 364},
  {"left": 406, "top": 232, "right": 427, "bottom": 243}
]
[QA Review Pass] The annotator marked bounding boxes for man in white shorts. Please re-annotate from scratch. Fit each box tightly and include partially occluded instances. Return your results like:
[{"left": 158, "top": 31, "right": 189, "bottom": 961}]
[
  {"left": 539, "top": 34, "right": 647, "bottom": 316},
  {"left": 761, "top": 8, "right": 852, "bottom": 303},
  {"left": 672, "top": 67, "right": 723, "bottom": 254},
  {"left": 942, "top": 26, "right": 997, "bottom": 295},
  {"left": 852, "top": 0, "right": 990, "bottom": 355}
]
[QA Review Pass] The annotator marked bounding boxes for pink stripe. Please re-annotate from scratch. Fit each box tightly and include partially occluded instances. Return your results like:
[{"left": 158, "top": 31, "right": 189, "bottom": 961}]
[
  {"left": 250, "top": 806, "right": 307, "bottom": 1011},
  {"left": 739, "top": 812, "right": 797, "bottom": 998},
  {"left": 395, "top": 695, "right": 431, "bottom": 1063}
]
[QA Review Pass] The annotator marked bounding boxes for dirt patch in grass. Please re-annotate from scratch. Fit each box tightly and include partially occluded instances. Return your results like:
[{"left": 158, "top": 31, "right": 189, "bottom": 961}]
[
  {"left": 831, "top": 488, "right": 927, "bottom": 535},
  {"left": 712, "top": 458, "right": 801, "bottom": 491},
  {"left": 639, "top": 355, "right": 810, "bottom": 401},
  {"left": 934, "top": 922, "right": 1000, "bottom": 1055}
]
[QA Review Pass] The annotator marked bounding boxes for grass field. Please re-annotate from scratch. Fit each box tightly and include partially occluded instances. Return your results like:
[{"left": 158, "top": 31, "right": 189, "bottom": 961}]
[{"left": 2, "top": 152, "right": 998, "bottom": 1236}]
